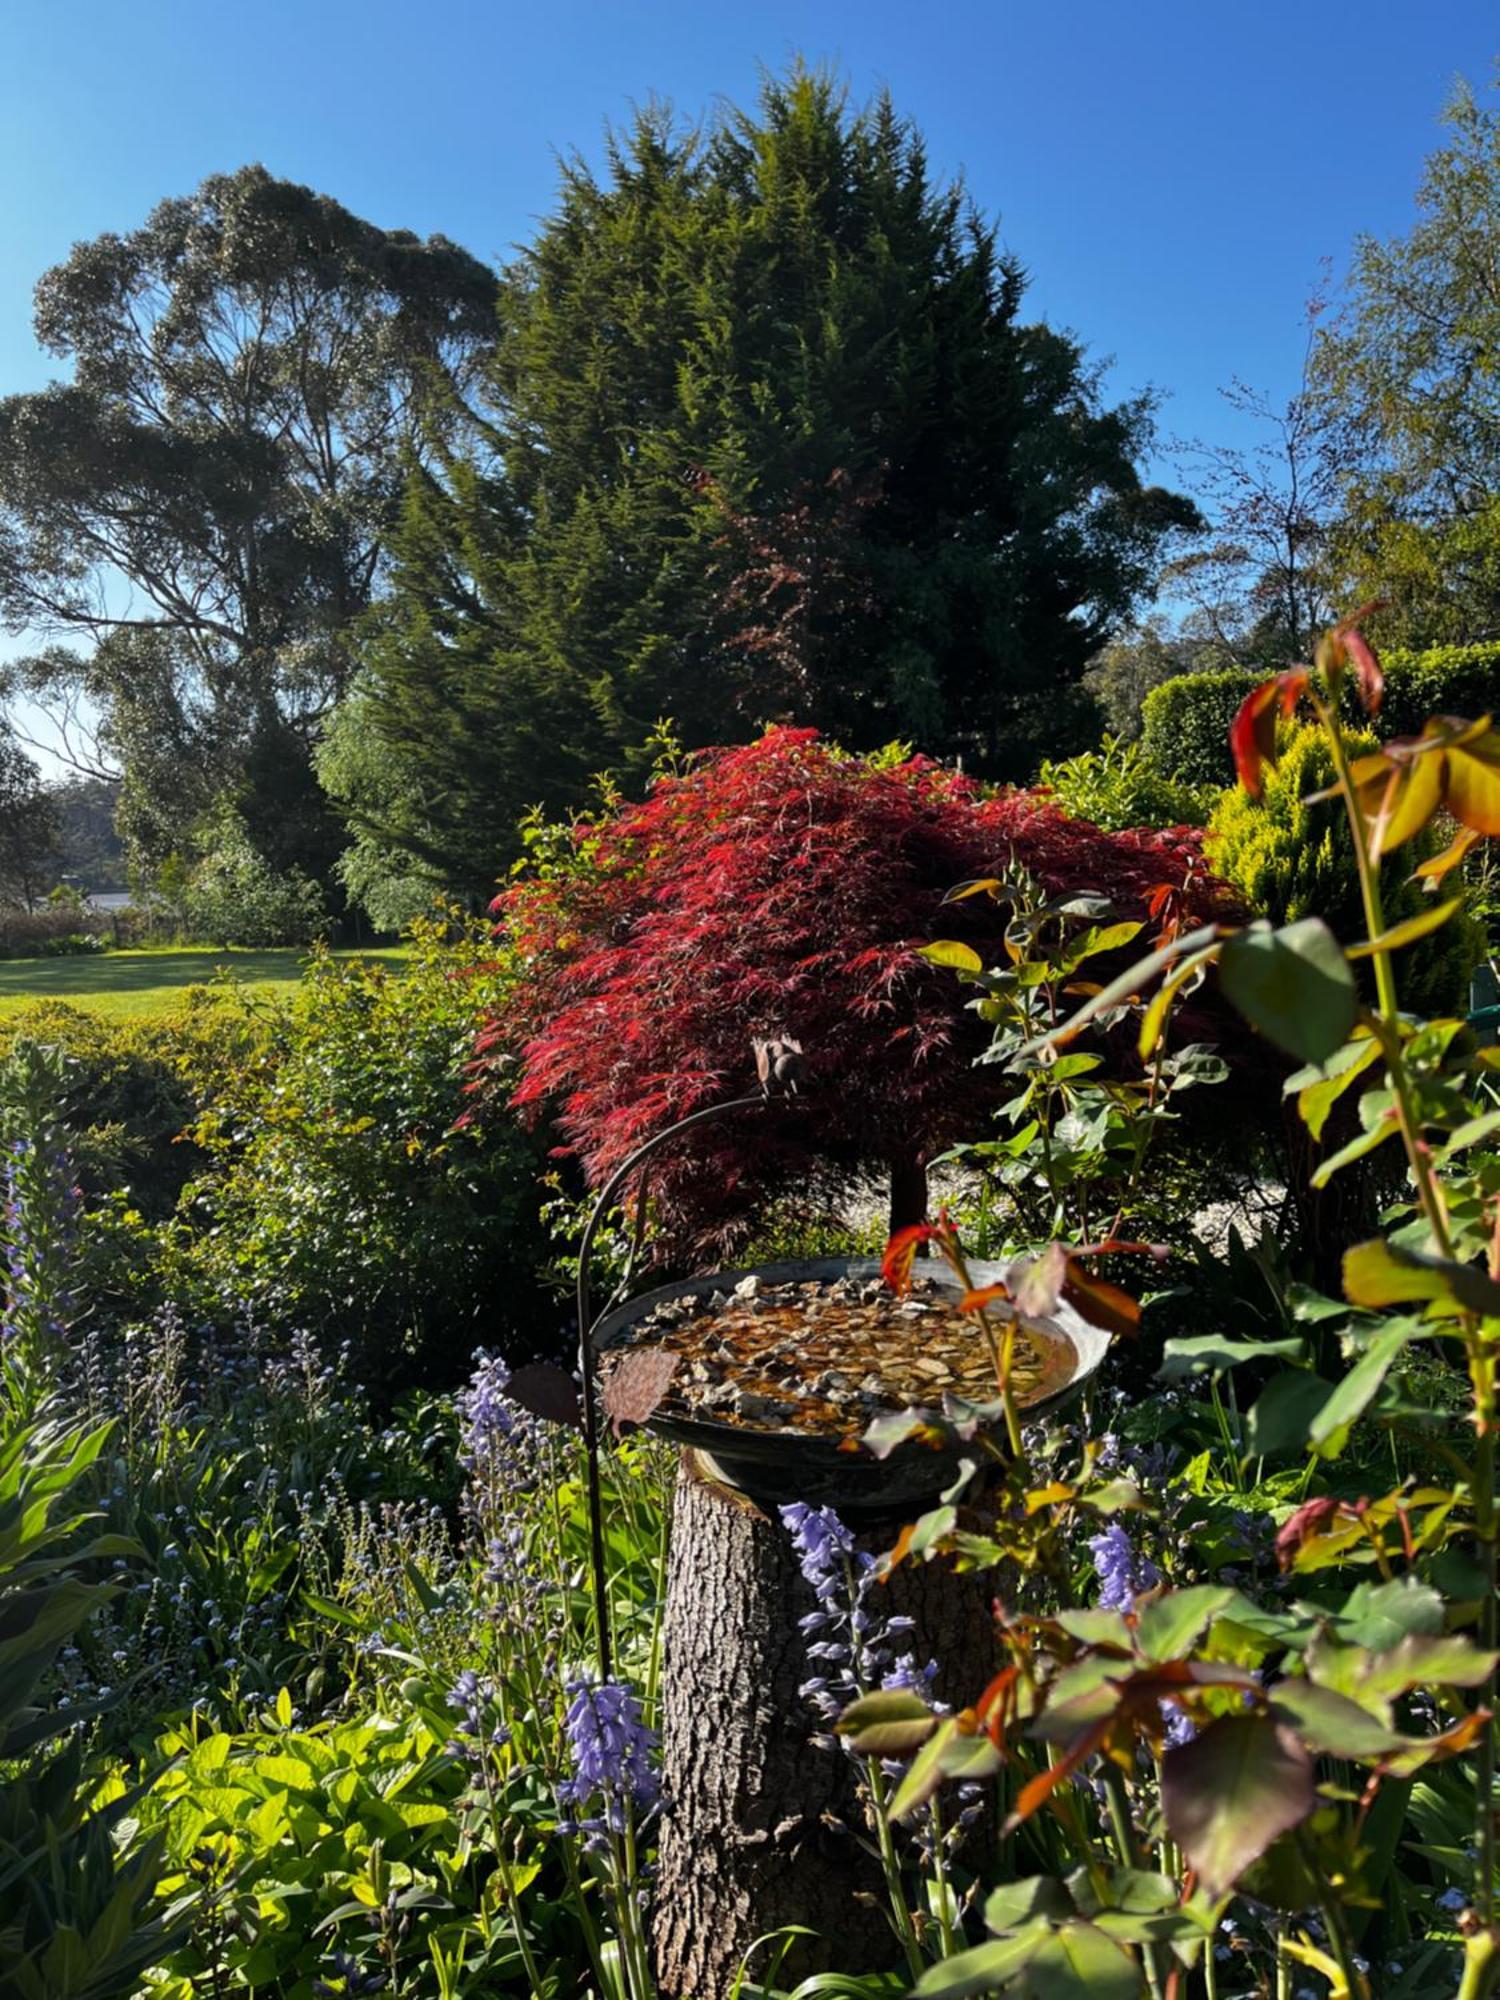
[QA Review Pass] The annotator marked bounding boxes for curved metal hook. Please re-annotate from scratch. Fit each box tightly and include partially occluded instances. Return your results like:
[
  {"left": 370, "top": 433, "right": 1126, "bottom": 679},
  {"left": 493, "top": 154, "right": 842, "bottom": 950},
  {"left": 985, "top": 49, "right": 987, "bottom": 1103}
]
[{"left": 575, "top": 1092, "right": 768, "bottom": 1678}]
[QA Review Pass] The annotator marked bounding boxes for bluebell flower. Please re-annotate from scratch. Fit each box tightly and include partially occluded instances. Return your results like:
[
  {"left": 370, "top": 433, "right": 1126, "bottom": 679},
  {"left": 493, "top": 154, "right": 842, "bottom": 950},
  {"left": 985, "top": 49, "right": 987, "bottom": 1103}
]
[
  {"left": 1087, "top": 1524, "right": 1161, "bottom": 1610},
  {"left": 780, "top": 1502, "right": 936, "bottom": 1728},
  {"left": 557, "top": 1676, "right": 660, "bottom": 1840},
  {"left": 459, "top": 1350, "right": 546, "bottom": 1531}
]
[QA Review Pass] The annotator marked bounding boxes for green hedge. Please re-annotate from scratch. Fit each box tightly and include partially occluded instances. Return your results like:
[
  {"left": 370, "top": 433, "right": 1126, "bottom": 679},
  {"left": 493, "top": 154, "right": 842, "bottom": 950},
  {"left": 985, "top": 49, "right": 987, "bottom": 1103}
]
[
  {"left": 1035, "top": 735, "right": 1215, "bottom": 831},
  {"left": 1141, "top": 642, "right": 1500, "bottom": 788},
  {"left": 1140, "top": 671, "right": 1258, "bottom": 789},
  {"left": 1379, "top": 642, "right": 1500, "bottom": 735}
]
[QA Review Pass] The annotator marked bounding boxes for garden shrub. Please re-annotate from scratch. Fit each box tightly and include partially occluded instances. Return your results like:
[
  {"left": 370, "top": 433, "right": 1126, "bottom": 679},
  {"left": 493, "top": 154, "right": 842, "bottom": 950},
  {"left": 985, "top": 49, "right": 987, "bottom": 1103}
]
[
  {"left": 1206, "top": 722, "right": 1482, "bottom": 1018},
  {"left": 1378, "top": 639, "right": 1500, "bottom": 734},
  {"left": 484, "top": 727, "right": 1237, "bottom": 1263},
  {"left": 0, "top": 1407, "right": 188, "bottom": 1996},
  {"left": 180, "top": 915, "right": 554, "bottom": 1387},
  {"left": 0, "top": 993, "right": 258, "bottom": 1218},
  {"left": 184, "top": 806, "right": 329, "bottom": 949},
  {"left": 0, "top": 904, "right": 111, "bottom": 957},
  {"left": 1035, "top": 734, "right": 1215, "bottom": 831}
]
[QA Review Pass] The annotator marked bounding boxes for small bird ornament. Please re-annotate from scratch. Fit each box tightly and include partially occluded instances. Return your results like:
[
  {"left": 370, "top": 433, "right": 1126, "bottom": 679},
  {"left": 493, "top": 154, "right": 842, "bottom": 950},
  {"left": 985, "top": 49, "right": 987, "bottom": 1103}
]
[{"left": 752, "top": 1035, "right": 805, "bottom": 1098}]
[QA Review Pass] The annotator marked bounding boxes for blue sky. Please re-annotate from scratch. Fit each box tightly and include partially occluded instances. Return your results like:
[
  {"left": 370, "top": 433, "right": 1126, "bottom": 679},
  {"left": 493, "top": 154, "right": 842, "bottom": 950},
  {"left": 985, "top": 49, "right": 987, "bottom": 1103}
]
[{"left": 0, "top": 0, "right": 1495, "bottom": 764}]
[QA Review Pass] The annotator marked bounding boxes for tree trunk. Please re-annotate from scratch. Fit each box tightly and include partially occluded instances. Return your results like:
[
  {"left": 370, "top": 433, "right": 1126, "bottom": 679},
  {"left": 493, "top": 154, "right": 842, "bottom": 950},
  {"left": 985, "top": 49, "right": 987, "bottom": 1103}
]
[
  {"left": 887, "top": 1153, "right": 929, "bottom": 1236},
  {"left": 650, "top": 1452, "right": 1000, "bottom": 1999}
]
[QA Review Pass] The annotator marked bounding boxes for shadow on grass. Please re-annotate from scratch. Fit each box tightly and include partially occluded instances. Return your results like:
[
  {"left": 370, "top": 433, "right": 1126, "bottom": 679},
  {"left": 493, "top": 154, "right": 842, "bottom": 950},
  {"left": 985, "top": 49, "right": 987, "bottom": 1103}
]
[{"left": 0, "top": 948, "right": 314, "bottom": 999}]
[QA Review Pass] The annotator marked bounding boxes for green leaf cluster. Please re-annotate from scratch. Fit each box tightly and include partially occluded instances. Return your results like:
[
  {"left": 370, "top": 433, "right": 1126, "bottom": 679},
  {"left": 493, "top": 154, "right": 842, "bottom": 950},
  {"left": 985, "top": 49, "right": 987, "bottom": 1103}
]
[
  {"left": 1035, "top": 735, "right": 1215, "bottom": 833},
  {"left": 178, "top": 914, "right": 554, "bottom": 1384},
  {"left": 1206, "top": 723, "right": 1480, "bottom": 1019},
  {"left": 0, "top": 1409, "right": 190, "bottom": 1998}
]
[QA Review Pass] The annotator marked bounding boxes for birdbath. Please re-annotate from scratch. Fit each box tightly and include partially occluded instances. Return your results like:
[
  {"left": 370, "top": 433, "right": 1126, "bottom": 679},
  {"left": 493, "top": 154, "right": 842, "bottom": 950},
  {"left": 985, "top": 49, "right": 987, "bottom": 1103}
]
[{"left": 592, "top": 1254, "right": 1110, "bottom": 1995}]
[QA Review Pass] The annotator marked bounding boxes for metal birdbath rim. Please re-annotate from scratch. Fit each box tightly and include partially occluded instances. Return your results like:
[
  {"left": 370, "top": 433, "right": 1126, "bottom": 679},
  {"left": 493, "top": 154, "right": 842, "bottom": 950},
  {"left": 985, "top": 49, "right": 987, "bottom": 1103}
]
[{"left": 591, "top": 1254, "right": 1112, "bottom": 1519}]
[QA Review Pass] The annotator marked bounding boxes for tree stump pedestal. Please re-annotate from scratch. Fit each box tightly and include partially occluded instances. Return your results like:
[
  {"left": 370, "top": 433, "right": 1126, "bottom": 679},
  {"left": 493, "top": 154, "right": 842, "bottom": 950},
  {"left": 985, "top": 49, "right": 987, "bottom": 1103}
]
[{"left": 649, "top": 1451, "right": 1001, "bottom": 1999}]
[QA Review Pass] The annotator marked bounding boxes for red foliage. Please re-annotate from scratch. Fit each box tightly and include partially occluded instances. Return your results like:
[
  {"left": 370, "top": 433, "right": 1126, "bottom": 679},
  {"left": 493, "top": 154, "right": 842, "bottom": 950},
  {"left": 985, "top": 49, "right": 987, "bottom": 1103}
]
[{"left": 476, "top": 729, "right": 1228, "bottom": 1263}]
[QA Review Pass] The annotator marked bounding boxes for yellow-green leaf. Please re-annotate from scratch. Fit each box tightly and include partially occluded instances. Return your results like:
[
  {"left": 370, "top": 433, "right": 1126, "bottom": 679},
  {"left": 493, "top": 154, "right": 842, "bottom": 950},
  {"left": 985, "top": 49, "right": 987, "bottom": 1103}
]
[
  {"left": 1345, "top": 898, "right": 1464, "bottom": 959},
  {"left": 918, "top": 940, "right": 983, "bottom": 974}
]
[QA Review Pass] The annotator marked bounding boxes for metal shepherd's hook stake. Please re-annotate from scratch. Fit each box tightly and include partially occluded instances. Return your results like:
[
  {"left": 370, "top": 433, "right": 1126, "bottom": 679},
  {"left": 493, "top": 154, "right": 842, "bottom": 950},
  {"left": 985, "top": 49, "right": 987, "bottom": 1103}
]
[{"left": 575, "top": 1038, "right": 805, "bottom": 1681}]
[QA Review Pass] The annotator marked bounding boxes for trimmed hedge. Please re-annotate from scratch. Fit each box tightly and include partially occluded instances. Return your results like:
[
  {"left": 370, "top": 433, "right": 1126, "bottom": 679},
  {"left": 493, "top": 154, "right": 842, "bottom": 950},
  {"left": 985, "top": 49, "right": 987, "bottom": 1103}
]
[
  {"left": 1379, "top": 642, "right": 1500, "bottom": 735},
  {"left": 1142, "top": 642, "right": 1500, "bottom": 788},
  {"left": 1140, "top": 672, "right": 1258, "bottom": 788}
]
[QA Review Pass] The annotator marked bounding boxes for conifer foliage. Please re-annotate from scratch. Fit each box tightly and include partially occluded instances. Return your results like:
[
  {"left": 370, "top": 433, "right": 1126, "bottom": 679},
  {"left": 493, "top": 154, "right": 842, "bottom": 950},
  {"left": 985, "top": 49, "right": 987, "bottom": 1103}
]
[
  {"left": 479, "top": 729, "right": 1218, "bottom": 1260},
  {"left": 350, "top": 69, "right": 1197, "bottom": 911}
]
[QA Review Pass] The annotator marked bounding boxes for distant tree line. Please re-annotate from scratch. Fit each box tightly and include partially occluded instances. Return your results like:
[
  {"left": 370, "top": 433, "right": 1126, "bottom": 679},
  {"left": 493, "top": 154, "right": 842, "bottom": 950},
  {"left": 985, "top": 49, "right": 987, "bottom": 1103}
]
[{"left": 0, "top": 63, "right": 1494, "bottom": 928}]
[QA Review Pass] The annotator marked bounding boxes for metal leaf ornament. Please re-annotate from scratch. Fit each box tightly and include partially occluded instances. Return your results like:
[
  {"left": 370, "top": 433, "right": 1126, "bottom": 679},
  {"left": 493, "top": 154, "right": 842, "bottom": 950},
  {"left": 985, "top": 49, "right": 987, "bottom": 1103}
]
[
  {"left": 601, "top": 1347, "right": 680, "bottom": 1438},
  {"left": 504, "top": 1362, "right": 583, "bottom": 1431}
]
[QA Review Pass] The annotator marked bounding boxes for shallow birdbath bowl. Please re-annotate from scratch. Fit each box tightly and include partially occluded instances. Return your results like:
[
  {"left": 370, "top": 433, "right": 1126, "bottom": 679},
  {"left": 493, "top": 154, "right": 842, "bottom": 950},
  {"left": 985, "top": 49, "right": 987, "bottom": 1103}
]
[{"left": 593, "top": 1253, "right": 1109, "bottom": 1521}]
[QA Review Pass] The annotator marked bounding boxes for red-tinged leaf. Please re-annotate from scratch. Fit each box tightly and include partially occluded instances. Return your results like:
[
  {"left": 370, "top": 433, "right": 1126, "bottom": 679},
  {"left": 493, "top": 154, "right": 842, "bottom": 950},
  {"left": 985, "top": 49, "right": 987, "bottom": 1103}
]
[
  {"left": 1161, "top": 1714, "right": 1316, "bottom": 1899},
  {"left": 1002, "top": 1717, "right": 1113, "bottom": 1835},
  {"left": 1382, "top": 1706, "right": 1492, "bottom": 1777},
  {"left": 1343, "top": 628, "right": 1384, "bottom": 716},
  {"left": 600, "top": 1347, "right": 679, "bottom": 1438},
  {"left": 1062, "top": 1260, "right": 1140, "bottom": 1339},
  {"left": 1275, "top": 1496, "right": 1359, "bottom": 1570},
  {"left": 1230, "top": 671, "right": 1309, "bottom": 797},
  {"left": 1074, "top": 1238, "right": 1171, "bottom": 1262},
  {"left": 1009, "top": 1242, "right": 1068, "bottom": 1319},
  {"left": 505, "top": 1362, "right": 582, "bottom": 1431},
  {"left": 958, "top": 1282, "right": 1011, "bottom": 1313},
  {"left": 1230, "top": 680, "right": 1282, "bottom": 798},
  {"left": 973, "top": 1666, "right": 1021, "bottom": 1744},
  {"left": 1328, "top": 604, "right": 1386, "bottom": 716},
  {"left": 883, "top": 1223, "right": 938, "bottom": 1296}
]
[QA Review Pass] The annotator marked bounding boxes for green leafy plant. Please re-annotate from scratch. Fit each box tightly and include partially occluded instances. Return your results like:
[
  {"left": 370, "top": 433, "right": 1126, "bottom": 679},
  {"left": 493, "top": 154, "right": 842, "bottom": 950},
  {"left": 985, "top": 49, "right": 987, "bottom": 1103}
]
[
  {"left": 0, "top": 1408, "right": 190, "bottom": 1998},
  {"left": 179, "top": 913, "right": 553, "bottom": 1384},
  {"left": 1037, "top": 735, "right": 1215, "bottom": 833},
  {"left": 917, "top": 873, "right": 1229, "bottom": 1249},
  {"left": 183, "top": 803, "right": 330, "bottom": 950},
  {"left": 1206, "top": 720, "right": 1481, "bottom": 1019}
]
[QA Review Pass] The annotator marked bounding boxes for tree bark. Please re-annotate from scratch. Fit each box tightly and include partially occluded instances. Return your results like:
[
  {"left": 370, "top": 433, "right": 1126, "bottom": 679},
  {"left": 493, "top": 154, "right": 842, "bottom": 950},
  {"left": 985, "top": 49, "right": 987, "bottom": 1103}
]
[
  {"left": 887, "top": 1153, "right": 929, "bottom": 1235},
  {"left": 650, "top": 1452, "right": 999, "bottom": 1999}
]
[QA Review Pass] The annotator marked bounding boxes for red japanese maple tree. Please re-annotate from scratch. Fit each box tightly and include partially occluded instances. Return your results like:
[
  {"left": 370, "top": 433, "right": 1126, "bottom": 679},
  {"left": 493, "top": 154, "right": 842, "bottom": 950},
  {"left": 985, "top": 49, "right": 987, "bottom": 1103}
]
[{"left": 476, "top": 728, "right": 1225, "bottom": 1263}]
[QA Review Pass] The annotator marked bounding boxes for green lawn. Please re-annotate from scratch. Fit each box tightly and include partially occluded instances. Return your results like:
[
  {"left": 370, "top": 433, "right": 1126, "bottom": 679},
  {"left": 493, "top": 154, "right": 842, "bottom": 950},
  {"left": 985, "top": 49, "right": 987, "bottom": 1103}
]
[{"left": 0, "top": 945, "right": 406, "bottom": 1020}]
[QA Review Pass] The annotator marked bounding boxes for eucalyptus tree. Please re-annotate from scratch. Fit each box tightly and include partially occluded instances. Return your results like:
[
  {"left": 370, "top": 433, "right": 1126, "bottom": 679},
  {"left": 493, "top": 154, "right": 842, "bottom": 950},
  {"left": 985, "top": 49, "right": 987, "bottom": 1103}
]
[
  {"left": 0, "top": 165, "right": 499, "bottom": 874},
  {"left": 1312, "top": 77, "right": 1500, "bottom": 643}
]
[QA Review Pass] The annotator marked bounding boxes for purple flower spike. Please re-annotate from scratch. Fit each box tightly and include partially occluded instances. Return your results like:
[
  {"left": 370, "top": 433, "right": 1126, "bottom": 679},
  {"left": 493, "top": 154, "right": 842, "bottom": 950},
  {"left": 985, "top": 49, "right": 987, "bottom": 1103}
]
[
  {"left": 557, "top": 1676, "right": 660, "bottom": 1832},
  {"left": 1087, "top": 1523, "right": 1161, "bottom": 1611}
]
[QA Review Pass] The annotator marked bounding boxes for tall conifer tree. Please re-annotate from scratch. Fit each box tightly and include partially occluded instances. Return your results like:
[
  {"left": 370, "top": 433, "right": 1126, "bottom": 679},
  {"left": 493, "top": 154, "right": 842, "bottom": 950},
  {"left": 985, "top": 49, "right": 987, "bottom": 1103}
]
[{"left": 339, "top": 68, "right": 1194, "bottom": 908}]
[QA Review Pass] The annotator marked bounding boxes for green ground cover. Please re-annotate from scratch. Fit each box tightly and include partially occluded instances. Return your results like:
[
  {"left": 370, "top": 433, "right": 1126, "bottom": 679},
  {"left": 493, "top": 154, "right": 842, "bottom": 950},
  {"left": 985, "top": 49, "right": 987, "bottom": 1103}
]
[{"left": 0, "top": 944, "right": 406, "bottom": 1018}]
